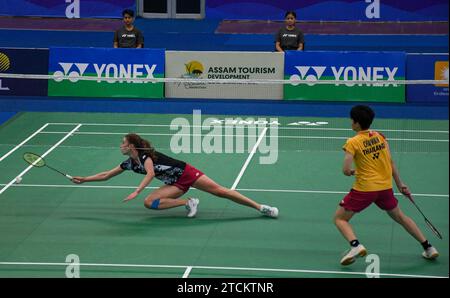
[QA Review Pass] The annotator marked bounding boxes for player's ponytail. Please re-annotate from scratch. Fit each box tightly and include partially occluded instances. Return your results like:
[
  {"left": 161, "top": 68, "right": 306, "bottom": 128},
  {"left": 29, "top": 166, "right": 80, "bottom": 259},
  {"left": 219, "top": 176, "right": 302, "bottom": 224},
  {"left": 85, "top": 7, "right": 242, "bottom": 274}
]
[{"left": 140, "top": 138, "right": 157, "bottom": 161}]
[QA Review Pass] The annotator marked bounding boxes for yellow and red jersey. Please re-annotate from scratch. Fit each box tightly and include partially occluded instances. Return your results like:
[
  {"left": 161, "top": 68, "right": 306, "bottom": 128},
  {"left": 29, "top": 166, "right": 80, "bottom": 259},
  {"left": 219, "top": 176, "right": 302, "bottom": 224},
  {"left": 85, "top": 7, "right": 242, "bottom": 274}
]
[{"left": 343, "top": 130, "right": 392, "bottom": 191}]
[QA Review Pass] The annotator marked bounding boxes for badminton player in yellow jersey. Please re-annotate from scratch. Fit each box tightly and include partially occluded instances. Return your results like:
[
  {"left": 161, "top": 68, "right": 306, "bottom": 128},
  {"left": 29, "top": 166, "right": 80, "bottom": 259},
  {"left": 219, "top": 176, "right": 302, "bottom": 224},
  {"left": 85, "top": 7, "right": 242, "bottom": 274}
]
[{"left": 334, "top": 105, "right": 439, "bottom": 265}]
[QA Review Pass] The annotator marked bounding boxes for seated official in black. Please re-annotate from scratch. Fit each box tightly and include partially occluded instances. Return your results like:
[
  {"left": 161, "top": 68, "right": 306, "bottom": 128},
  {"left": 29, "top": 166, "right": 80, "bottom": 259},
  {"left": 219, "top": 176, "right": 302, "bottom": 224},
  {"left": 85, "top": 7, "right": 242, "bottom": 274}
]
[
  {"left": 275, "top": 11, "right": 304, "bottom": 52},
  {"left": 114, "top": 9, "right": 144, "bottom": 48}
]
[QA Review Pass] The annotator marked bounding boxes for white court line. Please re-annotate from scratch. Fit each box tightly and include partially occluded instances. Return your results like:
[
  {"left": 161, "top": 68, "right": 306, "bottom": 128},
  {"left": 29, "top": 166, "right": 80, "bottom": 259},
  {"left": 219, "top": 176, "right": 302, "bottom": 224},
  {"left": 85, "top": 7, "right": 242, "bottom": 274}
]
[
  {"left": 231, "top": 127, "right": 268, "bottom": 190},
  {"left": 0, "top": 123, "right": 50, "bottom": 163},
  {"left": 1, "top": 184, "right": 448, "bottom": 199},
  {"left": 0, "top": 184, "right": 160, "bottom": 190},
  {"left": 0, "top": 124, "right": 82, "bottom": 196},
  {"left": 38, "top": 131, "right": 449, "bottom": 143},
  {"left": 0, "top": 261, "right": 446, "bottom": 278},
  {"left": 237, "top": 188, "right": 450, "bottom": 198},
  {"left": 182, "top": 266, "right": 193, "bottom": 278},
  {"left": 46, "top": 122, "right": 449, "bottom": 134}
]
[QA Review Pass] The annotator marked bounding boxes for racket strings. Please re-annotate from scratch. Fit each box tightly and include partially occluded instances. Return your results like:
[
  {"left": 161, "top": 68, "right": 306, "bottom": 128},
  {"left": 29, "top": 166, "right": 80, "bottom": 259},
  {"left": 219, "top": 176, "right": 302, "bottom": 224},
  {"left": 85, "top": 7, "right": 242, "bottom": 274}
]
[{"left": 23, "top": 153, "right": 46, "bottom": 167}]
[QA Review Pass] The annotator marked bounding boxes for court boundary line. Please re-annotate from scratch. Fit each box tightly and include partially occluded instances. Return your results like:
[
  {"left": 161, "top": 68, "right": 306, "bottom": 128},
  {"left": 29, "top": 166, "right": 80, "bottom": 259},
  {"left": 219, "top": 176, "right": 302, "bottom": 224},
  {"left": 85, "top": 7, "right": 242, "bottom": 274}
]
[
  {"left": 0, "top": 261, "right": 447, "bottom": 278},
  {"left": 45, "top": 122, "right": 449, "bottom": 134},
  {"left": 182, "top": 266, "right": 193, "bottom": 278},
  {"left": 237, "top": 188, "right": 450, "bottom": 198},
  {"left": 0, "top": 123, "right": 50, "bottom": 163},
  {"left": 38, "top": 131, "right": 450, "bottom": 143},
  {"left": 2, "top": 183, "right": 447, "bottom": 199},
  {"left": 231, "top": 127, "right": 268, "bottom": 190},
  {"left": 0, "top": 124, "right": 82, "bottom": 196}
]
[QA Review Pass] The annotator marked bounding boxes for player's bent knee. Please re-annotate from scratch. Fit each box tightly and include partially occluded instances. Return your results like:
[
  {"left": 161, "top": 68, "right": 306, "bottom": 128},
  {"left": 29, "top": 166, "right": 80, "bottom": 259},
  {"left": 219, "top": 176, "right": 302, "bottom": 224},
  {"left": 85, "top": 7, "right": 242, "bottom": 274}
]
[
  {"left": 144, "top": 198, "right": 160, "bottom": 209},
  {"left": 333, "top": 216, "right": 341, "bottom": 225},
  {"left": 334, "top": 214, "right": 348, "bottom": 223},
  {"left": 333, "top": 212, "right": 341, "bottom": 221}
]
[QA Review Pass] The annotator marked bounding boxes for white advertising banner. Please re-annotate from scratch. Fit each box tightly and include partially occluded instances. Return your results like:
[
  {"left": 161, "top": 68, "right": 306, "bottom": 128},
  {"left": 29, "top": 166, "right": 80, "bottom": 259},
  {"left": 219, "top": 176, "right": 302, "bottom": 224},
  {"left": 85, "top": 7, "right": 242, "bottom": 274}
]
[{"left": 165, "top": 51, "right": 284, "bottom": 100}]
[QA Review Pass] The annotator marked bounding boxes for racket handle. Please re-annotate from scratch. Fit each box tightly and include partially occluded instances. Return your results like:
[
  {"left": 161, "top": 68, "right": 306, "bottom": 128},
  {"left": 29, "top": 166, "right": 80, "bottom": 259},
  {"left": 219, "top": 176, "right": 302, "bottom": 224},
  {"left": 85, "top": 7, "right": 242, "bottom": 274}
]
[{"left": 65, "top": 174, "right": 73, "bottom": 180}]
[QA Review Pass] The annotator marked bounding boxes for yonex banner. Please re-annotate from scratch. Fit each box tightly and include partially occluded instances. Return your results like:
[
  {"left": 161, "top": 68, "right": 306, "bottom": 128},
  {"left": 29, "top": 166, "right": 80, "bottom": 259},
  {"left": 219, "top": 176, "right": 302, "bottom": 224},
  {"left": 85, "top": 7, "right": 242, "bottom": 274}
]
[
  {"left": 284, "top": 51, "right": 406, "bottom": 103},
  {"left": 165, "top": 51, "right": 284, "bottom": 100},
  {"left": 48, "top": 47, "right": 165, "bottom": 98},
  {"left": 406, "top": 54, "right": 448, "bottom": 103},
  {"left": 0, "top": 0, "right": 135, "bottom": 18},
  {"left": 0, "top": 48, "right": 49, "bottom": 96}
]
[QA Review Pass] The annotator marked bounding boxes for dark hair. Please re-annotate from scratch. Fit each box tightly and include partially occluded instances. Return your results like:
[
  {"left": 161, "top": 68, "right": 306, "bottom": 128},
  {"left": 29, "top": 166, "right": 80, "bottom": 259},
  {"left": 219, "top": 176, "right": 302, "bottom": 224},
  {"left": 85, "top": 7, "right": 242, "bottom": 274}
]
[
  {"left": 125, "top": 133, "right": 156, "bottom": 160},
  {"left": 285, "top": 11, "right": 297, "bottom": 18},
  {"left": 350, "top": 105, "right": 375, "bottom": 130},
  {"left": 122, "top": 9, "right": 135, "bottom": 18}
]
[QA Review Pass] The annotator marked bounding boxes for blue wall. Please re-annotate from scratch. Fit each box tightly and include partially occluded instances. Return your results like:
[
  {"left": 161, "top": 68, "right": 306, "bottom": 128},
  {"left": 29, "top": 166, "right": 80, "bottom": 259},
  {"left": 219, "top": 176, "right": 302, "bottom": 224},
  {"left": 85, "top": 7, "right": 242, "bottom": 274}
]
[
  {"left": 0, "top": 96, "right": 448, "bottom": 120},
  {"left": 0, "top": 0, "right": 135, "bottom": 18},
  {"left": 0, "top": 27, "right": 448, "bottom": 53},
  {"left": 206, "top": 0, "right": 448, "bottom": 21},
  {"left": 1, "top": 1, "right": 447, "bottom": 21}
]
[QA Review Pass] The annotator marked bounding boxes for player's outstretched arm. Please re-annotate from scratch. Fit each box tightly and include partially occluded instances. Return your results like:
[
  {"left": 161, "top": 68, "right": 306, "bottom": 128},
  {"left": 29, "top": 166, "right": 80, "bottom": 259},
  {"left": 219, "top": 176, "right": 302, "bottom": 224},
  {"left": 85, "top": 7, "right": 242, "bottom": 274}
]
[
  {"left": 72, "top": 166, "right": 124, "bottom": 184},
  {"left": 123, "top": 158, "right": 155, "bottom": 202}
]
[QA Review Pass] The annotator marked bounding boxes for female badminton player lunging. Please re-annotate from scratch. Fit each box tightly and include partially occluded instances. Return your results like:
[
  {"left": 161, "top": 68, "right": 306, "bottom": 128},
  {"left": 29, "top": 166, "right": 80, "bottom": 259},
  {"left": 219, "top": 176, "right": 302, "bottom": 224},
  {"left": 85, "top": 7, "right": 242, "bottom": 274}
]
[{"left": 71, "top": 133, "right": 278, "bottom": 218}]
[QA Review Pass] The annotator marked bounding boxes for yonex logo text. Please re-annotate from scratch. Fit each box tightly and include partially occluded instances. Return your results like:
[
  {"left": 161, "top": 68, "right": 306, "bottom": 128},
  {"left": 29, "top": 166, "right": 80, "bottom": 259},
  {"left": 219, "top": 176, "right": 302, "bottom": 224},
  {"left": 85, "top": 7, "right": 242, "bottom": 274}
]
[
  {"left": 53, "top": 62, "right": 157, "bottom": 84},
  {"left": 289, "top": 66, "right": 399, "bottom": 87}
]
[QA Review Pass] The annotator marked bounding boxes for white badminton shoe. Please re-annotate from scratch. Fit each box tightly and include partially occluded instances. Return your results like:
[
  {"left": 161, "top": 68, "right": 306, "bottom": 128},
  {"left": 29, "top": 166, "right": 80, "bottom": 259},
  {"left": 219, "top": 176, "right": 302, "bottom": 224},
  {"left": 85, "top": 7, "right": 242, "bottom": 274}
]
[
  {"left": 260, "top": 205, "right": 279, "bottom": 218},
  {"left": 422, "top": 246, "right": 439, "bottom": 260},
  {"left": 186, "top": 198, "right": 199, "bottom": 218},
  {"left": 340, "top": 244, "right": 367, "bottom": 265}
]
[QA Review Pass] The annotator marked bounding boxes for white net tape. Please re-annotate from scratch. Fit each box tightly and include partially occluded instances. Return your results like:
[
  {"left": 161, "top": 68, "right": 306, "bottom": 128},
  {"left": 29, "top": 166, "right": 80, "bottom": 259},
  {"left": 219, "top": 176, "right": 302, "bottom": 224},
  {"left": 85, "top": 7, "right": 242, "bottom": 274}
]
[{"left": 0, "top": 73, "right": 448, "bottom": 85}]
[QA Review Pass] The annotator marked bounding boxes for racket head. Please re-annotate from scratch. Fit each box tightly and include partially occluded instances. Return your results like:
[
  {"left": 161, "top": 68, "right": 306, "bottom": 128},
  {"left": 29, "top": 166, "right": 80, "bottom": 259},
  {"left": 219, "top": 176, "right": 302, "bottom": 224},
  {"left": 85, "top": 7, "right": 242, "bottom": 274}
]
[
  {"left": 23, "top": 152, "right": 46, "bottom": 167},
  {"left": 425, "top": 218, "right": 443, "bottom": 239}
]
